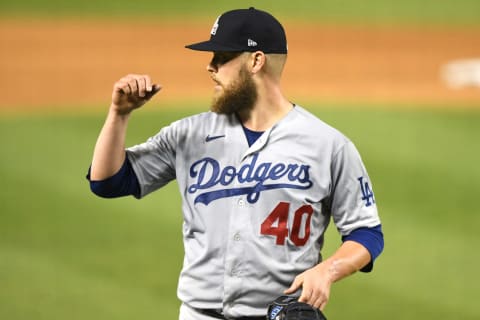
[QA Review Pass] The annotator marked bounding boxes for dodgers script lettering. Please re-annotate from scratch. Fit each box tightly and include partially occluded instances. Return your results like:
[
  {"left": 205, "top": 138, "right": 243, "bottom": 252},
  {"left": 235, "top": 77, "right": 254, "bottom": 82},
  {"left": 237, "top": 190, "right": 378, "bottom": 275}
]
[{"left": 188, "top": 154, "right": 313, "bottom": 205}]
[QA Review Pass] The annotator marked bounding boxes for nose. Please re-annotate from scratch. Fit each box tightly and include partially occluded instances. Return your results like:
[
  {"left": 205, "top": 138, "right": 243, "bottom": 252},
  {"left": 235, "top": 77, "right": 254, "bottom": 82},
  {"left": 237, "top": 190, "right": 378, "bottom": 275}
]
[{"left": 207, "top": 61, "right": 217, "bottom": 73}]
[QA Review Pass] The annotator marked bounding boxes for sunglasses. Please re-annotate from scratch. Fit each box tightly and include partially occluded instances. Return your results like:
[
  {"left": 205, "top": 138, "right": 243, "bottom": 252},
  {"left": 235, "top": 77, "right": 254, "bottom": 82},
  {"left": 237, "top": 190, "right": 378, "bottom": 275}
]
[{"left": 211, "top": 52, "right": 243, "bottom": 68}]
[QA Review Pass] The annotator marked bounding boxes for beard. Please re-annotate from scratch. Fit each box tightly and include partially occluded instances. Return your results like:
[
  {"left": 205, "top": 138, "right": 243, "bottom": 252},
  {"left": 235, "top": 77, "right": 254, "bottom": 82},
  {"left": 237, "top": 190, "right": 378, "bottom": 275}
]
[{"left": 210, "top": 65, "right": 258, "bottom": 115}]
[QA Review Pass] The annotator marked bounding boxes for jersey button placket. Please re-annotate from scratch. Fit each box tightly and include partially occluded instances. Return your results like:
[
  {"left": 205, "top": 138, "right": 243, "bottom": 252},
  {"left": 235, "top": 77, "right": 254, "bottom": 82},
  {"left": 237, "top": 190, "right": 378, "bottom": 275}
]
[{"left": 222, "top": 158, "right": 251, "bottom": 313}]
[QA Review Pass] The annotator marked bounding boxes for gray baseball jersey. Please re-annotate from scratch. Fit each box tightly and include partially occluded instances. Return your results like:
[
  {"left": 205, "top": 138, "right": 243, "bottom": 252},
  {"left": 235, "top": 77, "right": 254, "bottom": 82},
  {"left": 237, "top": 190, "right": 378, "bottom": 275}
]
[{"left": 126, "top": 105, "right": 380, "bottom": 318}]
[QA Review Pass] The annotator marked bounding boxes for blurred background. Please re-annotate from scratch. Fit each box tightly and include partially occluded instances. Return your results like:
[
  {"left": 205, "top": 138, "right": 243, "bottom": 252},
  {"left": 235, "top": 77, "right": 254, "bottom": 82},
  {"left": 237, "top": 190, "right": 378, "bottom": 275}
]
[{"left": 1, "top": 1, "right": 479, "bottom": 319}]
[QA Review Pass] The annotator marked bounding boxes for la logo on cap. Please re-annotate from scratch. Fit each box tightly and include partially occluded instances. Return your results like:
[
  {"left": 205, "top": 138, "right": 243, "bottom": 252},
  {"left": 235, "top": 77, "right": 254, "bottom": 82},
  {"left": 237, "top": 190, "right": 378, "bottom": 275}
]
[{"left": 210, "top": 16, "right": 220, "bottom": 35}]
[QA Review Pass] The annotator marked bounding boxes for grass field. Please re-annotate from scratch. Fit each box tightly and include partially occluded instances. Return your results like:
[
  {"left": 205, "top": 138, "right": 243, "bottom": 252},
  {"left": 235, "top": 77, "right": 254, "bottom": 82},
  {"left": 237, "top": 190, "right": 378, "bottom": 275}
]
[{"left": 1, "top": 105, "right": 479, "bottom": 319}]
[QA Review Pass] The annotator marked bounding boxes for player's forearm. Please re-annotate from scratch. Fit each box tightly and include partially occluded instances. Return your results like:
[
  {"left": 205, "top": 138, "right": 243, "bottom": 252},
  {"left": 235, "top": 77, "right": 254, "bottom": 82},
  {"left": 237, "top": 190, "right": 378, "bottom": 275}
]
[
  {"left": 321, "top": 240, "right": 371, "bottom": 283},
  {"left": 90, "top": 106, "right": 131, "bottom": 180},
  {"left": 285, "top": 240, "right": 372, "bottom": 309}
]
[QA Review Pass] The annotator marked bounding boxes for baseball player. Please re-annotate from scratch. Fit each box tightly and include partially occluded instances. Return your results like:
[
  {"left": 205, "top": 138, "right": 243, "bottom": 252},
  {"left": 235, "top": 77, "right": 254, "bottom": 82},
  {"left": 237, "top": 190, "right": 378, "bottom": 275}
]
[{"left": 87, "top": 7, "right": 384, "bottom": 320}]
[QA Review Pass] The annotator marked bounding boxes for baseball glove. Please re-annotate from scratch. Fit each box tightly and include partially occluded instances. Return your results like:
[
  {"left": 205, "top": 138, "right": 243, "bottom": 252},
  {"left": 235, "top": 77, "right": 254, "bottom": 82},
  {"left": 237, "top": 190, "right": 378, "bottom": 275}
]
[{"left": 267, "top": 295, "right": 327, "bottom": 320}]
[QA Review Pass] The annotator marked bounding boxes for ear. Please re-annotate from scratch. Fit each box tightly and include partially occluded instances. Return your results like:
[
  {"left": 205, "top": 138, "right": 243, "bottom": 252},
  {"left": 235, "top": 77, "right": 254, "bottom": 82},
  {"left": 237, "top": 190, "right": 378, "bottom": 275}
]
[{"left": 249, "top": 51, "right": 266, "bottom": 74}]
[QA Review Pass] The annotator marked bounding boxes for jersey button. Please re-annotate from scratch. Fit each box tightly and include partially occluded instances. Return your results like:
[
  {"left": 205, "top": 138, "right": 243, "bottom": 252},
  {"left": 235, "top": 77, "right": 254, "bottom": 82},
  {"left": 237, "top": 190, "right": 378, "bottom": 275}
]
[
  {"left": 237, "top": 198, "right": 245, "bottom": 206},
  {"left": 233, "top": 233, "right": 241, "bottom": 241}
]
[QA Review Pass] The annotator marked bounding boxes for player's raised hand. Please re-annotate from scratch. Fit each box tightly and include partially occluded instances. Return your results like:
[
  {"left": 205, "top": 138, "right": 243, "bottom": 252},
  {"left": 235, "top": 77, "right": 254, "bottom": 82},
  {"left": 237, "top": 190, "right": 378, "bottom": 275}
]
[{"left": 111, "top": 74, "right": 162, "bottom": 115}]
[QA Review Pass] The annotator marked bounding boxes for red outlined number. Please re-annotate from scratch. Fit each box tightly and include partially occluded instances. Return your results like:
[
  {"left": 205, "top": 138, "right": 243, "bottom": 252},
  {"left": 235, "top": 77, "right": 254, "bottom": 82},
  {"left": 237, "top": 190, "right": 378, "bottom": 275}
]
[
  {"left": 260, "top": 202, "right": 314, "bottom": 246},
  {"left": 290, "top": 204, "right": 313, "bottom": 246},
  {"left": 260, "top": 202, "right": 289, "bottom": 245}
]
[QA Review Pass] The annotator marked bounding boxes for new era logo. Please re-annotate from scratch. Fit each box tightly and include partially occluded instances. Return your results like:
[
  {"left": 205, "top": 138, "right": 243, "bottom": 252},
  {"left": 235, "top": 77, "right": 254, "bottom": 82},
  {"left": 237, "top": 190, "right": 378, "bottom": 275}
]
[{"left": 248, "top": 39, "right": 258, "bottom": 47}]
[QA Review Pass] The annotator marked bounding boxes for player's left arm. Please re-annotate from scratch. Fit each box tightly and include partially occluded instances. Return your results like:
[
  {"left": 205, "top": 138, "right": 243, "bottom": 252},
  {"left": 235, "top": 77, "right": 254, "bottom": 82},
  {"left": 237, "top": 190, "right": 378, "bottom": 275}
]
[
  {"left": 284, "top": 226, "right": 383, "bottom": 310},
  {"left": 285, "top": 140, "right": 384, "bottom": 310},
  {"left": 283, "top": 243, "right": 369, "bottom": 311}
]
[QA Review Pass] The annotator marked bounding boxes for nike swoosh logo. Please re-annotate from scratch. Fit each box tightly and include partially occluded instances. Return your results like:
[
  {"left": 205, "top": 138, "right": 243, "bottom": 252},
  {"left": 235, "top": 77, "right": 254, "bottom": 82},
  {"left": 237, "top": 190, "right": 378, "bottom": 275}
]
[{"left": 205, "top": 134, "right": 226, "bottom": 142}]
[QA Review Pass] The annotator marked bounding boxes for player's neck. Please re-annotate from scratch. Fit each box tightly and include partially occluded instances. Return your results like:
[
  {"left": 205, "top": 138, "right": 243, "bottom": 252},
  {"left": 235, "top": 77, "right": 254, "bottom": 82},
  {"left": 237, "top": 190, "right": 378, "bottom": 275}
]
[{"left": 239, "top": 89, "right": 293, "bottom": 132}]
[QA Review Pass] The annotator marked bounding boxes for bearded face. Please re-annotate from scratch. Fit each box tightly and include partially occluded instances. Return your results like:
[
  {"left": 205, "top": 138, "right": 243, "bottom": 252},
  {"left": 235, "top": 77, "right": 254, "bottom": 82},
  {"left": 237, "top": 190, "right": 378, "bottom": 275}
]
[{"left": 210, "top": 64, "right": 258, "bottom": 115}]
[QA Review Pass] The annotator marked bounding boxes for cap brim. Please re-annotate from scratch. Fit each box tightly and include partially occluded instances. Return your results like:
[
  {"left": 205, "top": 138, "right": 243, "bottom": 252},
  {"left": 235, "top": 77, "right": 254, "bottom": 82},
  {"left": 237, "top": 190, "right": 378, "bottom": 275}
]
[{"left": 185, "top": 40, "right": 244, "bottom": 52}]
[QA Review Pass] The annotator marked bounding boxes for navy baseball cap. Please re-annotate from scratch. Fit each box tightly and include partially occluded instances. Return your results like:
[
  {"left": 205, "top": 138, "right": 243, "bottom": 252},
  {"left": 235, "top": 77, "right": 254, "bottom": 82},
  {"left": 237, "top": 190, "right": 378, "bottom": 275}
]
[{"left": 185, "top": 7, "right": 287, "bottom": 54}]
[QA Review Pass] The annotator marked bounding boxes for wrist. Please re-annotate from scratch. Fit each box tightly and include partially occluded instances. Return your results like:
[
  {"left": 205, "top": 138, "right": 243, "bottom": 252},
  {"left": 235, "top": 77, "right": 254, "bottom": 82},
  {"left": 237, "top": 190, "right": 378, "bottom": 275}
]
[
  {"left": 109, "top": 103, "right": 132, "bottom": 119},
  {"left": 324, "top": 258, "right": 359, "bottom": 283}
]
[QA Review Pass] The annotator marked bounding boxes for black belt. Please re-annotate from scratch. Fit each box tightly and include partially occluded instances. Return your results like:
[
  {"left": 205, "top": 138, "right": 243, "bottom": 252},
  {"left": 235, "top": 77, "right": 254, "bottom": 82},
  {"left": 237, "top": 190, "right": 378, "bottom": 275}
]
[{"left": 195, "top": 308, "right": 265, "bottom": 320}]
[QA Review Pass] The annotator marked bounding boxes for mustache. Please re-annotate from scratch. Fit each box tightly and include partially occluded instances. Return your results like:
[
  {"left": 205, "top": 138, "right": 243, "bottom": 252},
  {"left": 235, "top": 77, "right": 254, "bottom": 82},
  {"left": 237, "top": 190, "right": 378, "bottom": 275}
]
[{"left": 211, "top": 75, "right": 221, "bottom": 85}]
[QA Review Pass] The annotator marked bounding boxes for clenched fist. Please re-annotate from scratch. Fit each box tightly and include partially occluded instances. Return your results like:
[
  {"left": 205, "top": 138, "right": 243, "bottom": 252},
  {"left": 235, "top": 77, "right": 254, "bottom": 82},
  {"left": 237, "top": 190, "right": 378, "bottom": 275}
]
[{"left": 111, "top": 74, "right": 161, "bottom": 115}]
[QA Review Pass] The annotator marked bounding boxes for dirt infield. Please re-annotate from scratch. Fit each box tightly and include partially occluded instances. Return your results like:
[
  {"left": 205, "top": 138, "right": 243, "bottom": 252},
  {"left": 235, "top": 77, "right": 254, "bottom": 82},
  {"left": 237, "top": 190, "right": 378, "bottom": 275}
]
[{"left": 1, "top": 18, "right": 480, "bottom": 112}]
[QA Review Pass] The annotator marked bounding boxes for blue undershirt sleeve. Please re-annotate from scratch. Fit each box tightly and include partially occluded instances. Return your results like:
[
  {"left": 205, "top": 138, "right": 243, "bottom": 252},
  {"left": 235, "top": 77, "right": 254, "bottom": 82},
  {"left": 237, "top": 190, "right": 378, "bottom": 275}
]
[
  {"left": 342, "top": 224, "right": 384, "bottom": 272},
  {"left": 86, "top": 155, "right": 141, "bottom": 198}
]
